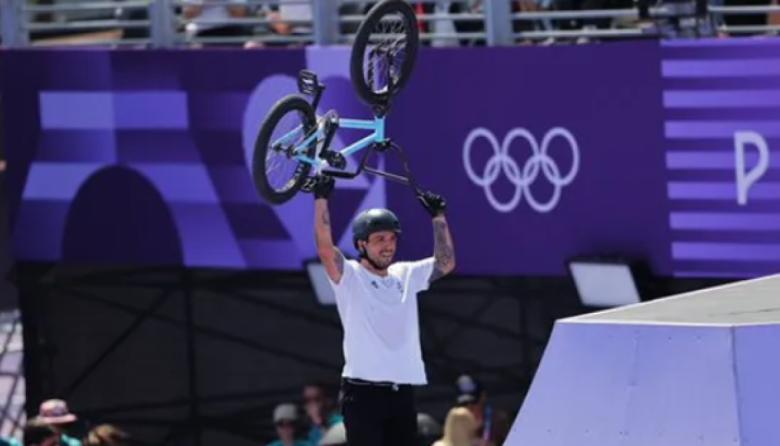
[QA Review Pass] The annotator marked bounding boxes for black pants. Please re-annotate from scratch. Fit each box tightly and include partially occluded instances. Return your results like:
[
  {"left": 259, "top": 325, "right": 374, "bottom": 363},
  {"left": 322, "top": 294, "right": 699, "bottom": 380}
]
[{"left": 341, "top": 379, "right": 417, "bottom": 446}]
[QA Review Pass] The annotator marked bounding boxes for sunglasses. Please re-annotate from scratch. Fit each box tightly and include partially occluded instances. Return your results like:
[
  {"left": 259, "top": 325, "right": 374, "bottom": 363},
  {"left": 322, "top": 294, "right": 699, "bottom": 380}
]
[{"left": 276, "top": 420, "right": 296, "bottom": 428}]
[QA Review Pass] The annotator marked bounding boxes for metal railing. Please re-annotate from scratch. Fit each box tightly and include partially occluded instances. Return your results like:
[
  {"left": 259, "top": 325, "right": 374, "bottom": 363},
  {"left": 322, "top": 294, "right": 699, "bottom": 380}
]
[
  {"left": 1, "top": 0, "right": 779, "bottom": 49},
  {"left": 22, "top": 0, "right": 153, "bottom": 47},
  {"left": 710, "top": 4, "right": 780, "bottom": 35},
  {"left": 514, "top": 0, "right": 725, "bottom": 41},
  {"left": 177, "top": 0, "right": 315, "bottom": 47}
]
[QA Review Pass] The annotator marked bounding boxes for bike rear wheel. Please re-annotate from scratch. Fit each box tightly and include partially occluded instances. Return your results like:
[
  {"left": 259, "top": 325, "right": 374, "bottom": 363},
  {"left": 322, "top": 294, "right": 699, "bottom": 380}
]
[
  {"left": 350, "top": 0, "right": 419, "bottom": 108},
  {"left": 252, "top": 95, "right": 317, "bottom": 205}
]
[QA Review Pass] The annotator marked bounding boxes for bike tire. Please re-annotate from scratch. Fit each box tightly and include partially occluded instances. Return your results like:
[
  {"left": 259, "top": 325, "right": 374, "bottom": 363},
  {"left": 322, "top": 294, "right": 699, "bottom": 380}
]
[
  {"left": 252, "top": 95, "right": 317, "bottom": 205},
  {"left": 350, "top": 0, "right": 419, "bottom": 107}
]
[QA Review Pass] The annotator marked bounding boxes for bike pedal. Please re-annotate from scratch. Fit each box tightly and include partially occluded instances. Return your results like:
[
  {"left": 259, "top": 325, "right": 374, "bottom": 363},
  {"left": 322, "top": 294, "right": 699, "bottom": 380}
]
[
  {"left": 298, "top": 70, "right": 321, "bottom": 96},
  {"left": 301, "top": 177, "right": 317, "bottom": 193}
]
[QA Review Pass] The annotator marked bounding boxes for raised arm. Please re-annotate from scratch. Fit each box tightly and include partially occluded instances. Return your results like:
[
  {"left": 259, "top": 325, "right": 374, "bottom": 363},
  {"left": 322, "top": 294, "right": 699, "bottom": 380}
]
[
  {"left": 431, "top": 215, "right": 455, "bottom": 282},
  {"left": 417, "top": 191, "right": 456, "bottom": 282},
  {"left": 313, "top": 177, "right": 345, "bottom": 283}
]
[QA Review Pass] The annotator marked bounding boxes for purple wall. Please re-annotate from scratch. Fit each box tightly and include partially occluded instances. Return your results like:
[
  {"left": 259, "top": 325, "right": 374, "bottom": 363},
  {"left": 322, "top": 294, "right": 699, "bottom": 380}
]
[{"left": 4, "top": 40, "right": 780, "bottom": 277}]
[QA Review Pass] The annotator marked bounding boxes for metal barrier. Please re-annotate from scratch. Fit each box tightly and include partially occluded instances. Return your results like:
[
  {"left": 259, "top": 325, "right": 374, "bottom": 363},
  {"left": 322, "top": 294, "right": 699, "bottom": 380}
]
[
  {"left": 710, "top": 4, "right": 780, "bottom": 36},
  {"left": 177, "top": 0, "right": 315, "bottom": 47},
  {"left": 512, "top": 3, "right": 718, "bottom": 41},
  {"left": 338, "top": 1, "right": 488, "bottom": 46},
  {"left": 22, "top": 0, "right": 152, "bottom": 47},
  {"left": 1, "top": 0, "right": 779, "bottom": 48}
]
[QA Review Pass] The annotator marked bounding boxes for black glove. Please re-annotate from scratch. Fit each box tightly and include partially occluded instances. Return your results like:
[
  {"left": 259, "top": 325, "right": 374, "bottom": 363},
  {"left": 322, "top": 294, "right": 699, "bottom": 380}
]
[
  {"left": 417, "top": 190, "right": 446, "bottom": 217},
  {"left": 313, "top": 175, "right": 335, "bottom": 200}
]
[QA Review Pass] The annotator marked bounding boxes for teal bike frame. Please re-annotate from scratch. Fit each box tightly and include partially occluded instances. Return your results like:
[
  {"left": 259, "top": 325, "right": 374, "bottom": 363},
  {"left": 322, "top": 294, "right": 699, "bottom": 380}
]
[
  {"left": 273, "top": 115, "right": 386, "bottom": 170},
  {"left": 268, "top": 70, "right": 419, "bottom": 190}
]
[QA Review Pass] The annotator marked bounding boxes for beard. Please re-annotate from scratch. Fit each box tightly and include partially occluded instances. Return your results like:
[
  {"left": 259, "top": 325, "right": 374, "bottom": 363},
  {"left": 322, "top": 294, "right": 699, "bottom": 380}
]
[{"left": 368, "top": 251, "right": 394, "bottom": 269}]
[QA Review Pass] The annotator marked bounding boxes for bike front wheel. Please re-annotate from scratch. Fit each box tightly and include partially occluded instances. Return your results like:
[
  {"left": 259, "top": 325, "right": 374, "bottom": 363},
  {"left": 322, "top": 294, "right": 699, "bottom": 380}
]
[{"left": 252, "top": 95, "right": 317, "bottom": 205}]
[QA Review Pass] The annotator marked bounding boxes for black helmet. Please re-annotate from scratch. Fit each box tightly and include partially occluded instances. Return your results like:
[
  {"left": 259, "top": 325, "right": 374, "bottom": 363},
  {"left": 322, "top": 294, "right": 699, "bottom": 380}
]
[{"left": 352, "top": 208, "right": 402, "bottom": 250}]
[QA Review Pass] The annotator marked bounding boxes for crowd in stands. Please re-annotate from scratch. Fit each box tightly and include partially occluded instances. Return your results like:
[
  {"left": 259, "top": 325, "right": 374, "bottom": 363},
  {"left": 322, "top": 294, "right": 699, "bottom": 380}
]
[
  {"left": 19, "top": 0, "right": 780, "bottom": 48},
  {"left": 0, "top": 373, "right": 511, "bottom": 446},
  {"left": 262, "top": 374, "right": 513, "bottom": 446},
  {"left": 1, "top": 399, "right": 128, "bottom": 446},
  {"left": 177, "top": 0, "right": 780, "bottom": 45}
]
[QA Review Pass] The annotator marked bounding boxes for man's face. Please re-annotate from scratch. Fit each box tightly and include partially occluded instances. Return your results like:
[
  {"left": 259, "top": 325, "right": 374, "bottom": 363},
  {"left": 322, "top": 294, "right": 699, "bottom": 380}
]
[
  {"left": 275, "top": 420, "right": 295, "bottom": 442},
  {"left": 360, "top": 231, "right": 397, "bottom": 269}
]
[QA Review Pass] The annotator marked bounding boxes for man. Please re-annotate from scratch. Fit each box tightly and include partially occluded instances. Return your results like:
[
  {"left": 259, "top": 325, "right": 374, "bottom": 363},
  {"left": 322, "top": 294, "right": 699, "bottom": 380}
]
[
  {"left": 301, "top": 384, "right": 341, "bottom": 445},
  {"left": 312, "top": 175, "right": 455, "bottom": 445},
  {"left": 35, "top": 400, "right": 81, "bottom": 446},
  {"left": 266, "top": 403, "right": 310, "bottom": 446}
]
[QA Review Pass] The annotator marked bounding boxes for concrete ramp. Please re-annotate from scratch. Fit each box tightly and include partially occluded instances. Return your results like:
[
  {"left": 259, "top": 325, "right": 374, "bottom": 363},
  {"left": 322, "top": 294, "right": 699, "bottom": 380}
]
[{"left": 505, "top": 275, "right": 780, "bottom": 446}]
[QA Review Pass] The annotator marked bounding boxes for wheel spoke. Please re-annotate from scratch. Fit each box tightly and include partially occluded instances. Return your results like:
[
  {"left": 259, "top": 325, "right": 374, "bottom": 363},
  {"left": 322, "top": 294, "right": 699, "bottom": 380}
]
[
  {"left": 362, "top": 9, "right": 409, "bottom": 95},
  {"left": 265, "top": 110, "right": 309, "bottom": 193}
]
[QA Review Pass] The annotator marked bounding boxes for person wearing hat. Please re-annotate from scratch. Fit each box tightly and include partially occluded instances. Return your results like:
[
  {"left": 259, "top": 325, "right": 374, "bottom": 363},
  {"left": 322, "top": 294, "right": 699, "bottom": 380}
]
[
  {"left": 312, "top": 175, "right": 455, "bottom": 446},
  {"left": 35, "top": 400, "right": 81, "bottom": 446},
  {"left": 267, "top": 403, "right": 311, "bottom": 446},
  {"left": 454, "top": 375, "right": 510, "bottom": 446}
]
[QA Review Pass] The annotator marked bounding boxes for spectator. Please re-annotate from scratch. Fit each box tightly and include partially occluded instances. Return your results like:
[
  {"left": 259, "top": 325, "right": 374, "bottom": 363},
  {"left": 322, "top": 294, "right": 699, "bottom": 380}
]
[
  {"left": 267, "top": 0, "right": 313, "bottom": 38},
  {"left": 513, "top": 0, "right": 554, "bottom": 35},
  {"left": 267, "top": 403, "right": 310, "bottom": 446},
  {"left": 432, "top": 407, "right": 476, "bottom": 446},
  {"left": 454, "top": 375, "right": 510, "bottom": 446},
  {"left": 302, "top": 383, "right": 342, "bottom": 446},
  {"left": 83, "top": 425, "right": 128, "bottom": 446},
  {"left": 453, "top": 0, "right": 487, "bottom": 46},
  {"left": 182, "top": 0, "right": 248, "bottom": 40},
  {"left": 317, "top": 422, "right": 345, "bottom": 446},
  {"left": 35, "top": 399, "right": 81, "bottom": 446},
  {"left": 23, "top": 420, "right": 58, "bottom": 446},
  {"left": 244, "top": 0, "right": 313, "bottom": 49}
]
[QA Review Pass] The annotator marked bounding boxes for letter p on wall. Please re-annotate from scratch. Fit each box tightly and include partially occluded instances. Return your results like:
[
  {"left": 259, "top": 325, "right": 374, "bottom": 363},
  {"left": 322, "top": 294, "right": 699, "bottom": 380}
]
[{"left": 735, "top": 131, "right": 770, "bottom": 206}]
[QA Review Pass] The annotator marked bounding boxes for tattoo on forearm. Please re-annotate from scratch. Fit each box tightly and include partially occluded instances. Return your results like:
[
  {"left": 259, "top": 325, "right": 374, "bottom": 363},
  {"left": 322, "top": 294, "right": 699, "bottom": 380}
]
[
  {"left": 430, "top": 220, "right": 454, "bottom": 282},
  {"left": 335, "top": 249, "right": 345, "bottom": 275},
  {"left": 315, "top": 208, "right": 332, "bottom": 252}
]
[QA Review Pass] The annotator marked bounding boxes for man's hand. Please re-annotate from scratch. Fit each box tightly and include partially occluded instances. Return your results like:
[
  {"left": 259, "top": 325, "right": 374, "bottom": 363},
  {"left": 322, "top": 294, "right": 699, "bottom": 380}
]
[
  {"left": 313, "top": 175, "right": 335, "bottom": 200},
  {"left": 417, "top": 190, "right": 447, "bottom": 217}
]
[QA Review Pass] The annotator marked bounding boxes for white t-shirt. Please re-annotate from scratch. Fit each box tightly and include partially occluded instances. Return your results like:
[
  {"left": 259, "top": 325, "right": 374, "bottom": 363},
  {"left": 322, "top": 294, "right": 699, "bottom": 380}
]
[{"left": 328, "top": 257, "right": 435, "bottom": 385}]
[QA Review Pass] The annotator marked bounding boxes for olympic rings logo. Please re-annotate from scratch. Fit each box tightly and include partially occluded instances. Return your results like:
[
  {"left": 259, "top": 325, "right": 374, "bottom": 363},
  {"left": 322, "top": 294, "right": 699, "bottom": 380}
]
[{"left": 463, "top": 127, "right": 580, "bottom": 213}]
